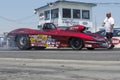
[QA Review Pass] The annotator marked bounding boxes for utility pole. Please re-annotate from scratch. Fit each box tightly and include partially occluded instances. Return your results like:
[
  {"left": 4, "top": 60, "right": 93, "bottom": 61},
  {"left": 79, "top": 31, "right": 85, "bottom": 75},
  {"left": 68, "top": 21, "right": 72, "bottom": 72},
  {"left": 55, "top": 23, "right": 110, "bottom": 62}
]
[{"left": 94, "top": 15, "right": 97, "bottom": 32}]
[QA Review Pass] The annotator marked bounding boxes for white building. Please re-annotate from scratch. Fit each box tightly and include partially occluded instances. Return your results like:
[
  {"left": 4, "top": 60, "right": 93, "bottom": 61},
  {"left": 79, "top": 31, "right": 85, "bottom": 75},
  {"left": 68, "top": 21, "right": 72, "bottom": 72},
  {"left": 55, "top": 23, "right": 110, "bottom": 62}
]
[{"left": 35, "top": 0, "right": 96, "bottom": 28}]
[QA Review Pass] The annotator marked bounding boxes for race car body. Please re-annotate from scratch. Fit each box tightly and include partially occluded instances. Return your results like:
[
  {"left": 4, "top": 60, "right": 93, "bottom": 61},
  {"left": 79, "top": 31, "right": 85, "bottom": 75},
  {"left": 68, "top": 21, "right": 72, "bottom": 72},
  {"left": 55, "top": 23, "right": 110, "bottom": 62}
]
[{"left": 7, "top": 23, "right": 109, "bottom": 50}]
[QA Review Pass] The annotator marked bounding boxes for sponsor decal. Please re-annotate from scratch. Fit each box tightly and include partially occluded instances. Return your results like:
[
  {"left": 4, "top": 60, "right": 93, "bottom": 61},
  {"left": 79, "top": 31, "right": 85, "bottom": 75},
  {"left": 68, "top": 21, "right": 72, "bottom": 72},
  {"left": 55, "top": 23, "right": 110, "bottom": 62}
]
[{"left": 29, "top": 34, "right": 60, "bottom": 47}]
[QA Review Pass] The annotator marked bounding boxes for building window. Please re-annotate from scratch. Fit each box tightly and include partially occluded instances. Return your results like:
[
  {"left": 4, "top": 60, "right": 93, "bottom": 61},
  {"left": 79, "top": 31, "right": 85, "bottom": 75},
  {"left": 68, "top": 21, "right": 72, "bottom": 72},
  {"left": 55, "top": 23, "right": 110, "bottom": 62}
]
[
  {"left": 62, "top": 8, "right": 71, "bottom": 18},
  {"left": 82, "top": 10, "right": 90, "bottom": 19},
  {"left": 73, "top": 9, "right": 80, "bottom": 19},
  {"left": 51, "top": 8, "right": 59, "bottom": 19},
  {"left": 44, "top": 10, "right": 50, "bottom": 20}
]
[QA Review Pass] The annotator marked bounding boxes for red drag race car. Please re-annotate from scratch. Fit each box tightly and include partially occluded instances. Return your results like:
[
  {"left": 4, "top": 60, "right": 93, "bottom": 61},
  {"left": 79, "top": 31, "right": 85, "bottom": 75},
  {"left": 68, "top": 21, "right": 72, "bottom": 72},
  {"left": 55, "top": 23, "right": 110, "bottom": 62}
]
[{"left": 7, "top": 23, "right": 109, "bottom": 50}]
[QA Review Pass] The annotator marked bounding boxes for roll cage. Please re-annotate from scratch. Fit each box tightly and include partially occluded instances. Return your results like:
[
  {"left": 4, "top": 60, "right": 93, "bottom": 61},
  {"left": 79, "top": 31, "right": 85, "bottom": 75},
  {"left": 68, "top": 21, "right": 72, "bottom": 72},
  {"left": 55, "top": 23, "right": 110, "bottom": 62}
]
[{"left": 43, "top": 23, "right": 57, "bottom": 30}]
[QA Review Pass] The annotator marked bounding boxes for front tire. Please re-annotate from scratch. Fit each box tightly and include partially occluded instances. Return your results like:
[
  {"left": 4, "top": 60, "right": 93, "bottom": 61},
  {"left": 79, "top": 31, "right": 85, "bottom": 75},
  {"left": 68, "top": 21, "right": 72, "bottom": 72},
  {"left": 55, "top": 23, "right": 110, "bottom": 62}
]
[
  {"left": 69, "top": 38, "right": 83, "bottom": 50},
  {"left": 16, "top": 34, "right": 31, "bottom": 50}
]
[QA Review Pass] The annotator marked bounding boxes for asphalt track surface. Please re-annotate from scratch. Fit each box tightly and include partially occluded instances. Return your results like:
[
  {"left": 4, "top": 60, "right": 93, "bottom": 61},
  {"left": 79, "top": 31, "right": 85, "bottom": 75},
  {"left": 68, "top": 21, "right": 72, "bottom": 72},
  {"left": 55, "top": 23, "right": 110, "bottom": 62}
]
[
  {"left": 0, "top": 48, "right": 120, "bottom": 61},
  {"left": 0, "top": 47, "right": 120, "bottom": 80}
]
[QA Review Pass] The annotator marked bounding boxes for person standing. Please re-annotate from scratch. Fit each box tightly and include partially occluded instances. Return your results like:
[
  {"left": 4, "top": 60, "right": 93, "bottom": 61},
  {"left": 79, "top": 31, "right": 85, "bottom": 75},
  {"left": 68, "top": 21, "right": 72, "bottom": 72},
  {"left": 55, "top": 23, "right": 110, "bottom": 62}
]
[{"left": 102, "top": 12, "right": 114, "bottom": 49}]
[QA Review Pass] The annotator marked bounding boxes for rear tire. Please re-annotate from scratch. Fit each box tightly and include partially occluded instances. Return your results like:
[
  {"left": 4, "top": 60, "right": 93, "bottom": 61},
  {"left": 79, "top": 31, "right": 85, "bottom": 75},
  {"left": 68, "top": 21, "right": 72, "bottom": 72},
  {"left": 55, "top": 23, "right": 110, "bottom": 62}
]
[
  {"left": 16, "top": 34, "right": 31, "bottom": 50},
  {"left": 69, "top": 38, "right": 83, "bottom": 50}
]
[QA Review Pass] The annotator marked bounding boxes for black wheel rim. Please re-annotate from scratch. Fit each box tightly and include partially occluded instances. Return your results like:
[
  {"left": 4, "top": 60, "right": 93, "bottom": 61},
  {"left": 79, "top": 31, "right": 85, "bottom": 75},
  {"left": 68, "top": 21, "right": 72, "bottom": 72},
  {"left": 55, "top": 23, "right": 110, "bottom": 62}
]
[
  {"left": 19, "top": 36, "right": 27, "bottom": 46},
  {"left": 70, "top": 38, "right": 83, "bottom": 50},
  {"left": 16, "top": 35, "right": 30, "bottom": 50}
]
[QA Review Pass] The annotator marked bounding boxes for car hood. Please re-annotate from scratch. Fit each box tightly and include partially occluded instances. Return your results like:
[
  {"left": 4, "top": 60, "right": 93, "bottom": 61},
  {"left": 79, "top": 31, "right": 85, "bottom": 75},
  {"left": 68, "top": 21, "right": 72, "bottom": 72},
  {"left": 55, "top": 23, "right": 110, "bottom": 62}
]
[{"left": 87, "top": 33, "right": 106, "bottom": 41}]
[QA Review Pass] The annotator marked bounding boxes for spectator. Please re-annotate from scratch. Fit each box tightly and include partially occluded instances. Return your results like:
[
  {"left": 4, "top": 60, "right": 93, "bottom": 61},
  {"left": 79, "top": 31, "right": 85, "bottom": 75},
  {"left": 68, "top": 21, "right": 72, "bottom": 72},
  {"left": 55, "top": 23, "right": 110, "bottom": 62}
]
[{"left": 102, "top": 12, "right": 114, "bottom": 49}]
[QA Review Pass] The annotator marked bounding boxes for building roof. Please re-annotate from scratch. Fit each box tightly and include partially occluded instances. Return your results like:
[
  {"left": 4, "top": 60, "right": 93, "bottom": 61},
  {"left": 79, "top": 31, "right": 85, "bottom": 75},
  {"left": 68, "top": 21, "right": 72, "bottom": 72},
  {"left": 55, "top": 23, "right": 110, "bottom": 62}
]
[{"left": 35, "top": 0, "right": 96, "bottom": 11}]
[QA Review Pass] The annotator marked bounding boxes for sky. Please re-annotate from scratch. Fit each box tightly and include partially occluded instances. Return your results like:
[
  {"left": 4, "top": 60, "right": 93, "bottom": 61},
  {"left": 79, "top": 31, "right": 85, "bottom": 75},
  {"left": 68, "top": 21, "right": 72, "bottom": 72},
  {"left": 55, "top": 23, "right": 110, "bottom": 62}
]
[{"left": 0, "top": 0, "right": 120, "bottom": 34}]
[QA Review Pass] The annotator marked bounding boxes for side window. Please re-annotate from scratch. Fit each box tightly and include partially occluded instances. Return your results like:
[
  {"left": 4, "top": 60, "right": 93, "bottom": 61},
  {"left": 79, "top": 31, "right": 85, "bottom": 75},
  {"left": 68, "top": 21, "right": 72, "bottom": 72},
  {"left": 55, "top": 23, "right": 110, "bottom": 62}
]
[
  {"left": 62, "top": 8, "right": 71, "bottom": 18},
  {"left": 44, "top": 10, "right": 50, "bottom": 20},
  {"left": 82, "top": 10, "right": 90, "bottom": 19},
  {"left": 73, "top": 9, "right": 80, "bottom": 19},
  {"left": 51, "top": 8, "right": 59, "bottom": 19}
]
